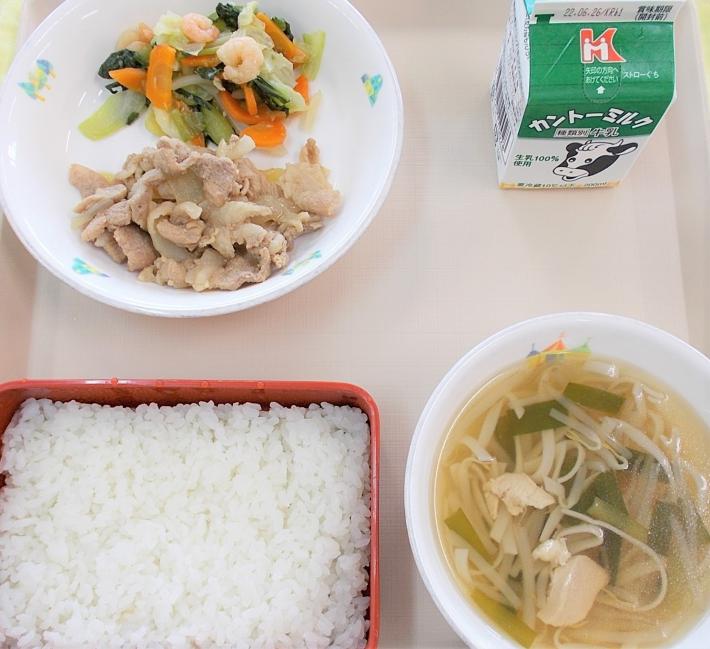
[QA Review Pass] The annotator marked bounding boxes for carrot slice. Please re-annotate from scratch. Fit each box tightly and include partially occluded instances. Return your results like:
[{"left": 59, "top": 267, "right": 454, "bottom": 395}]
[
  {"left": 219, "top": 90, "right": 261, "bottom": 125},
  {"left": 256, "top": 12, "right": 307, "bottom": 64},
  {"left": 108, "top": 68, "right": 147, "bottom": 92},
  {"left": 243, "top": 121, "right": 287, "bottom": 148},
  {"left": 257, "top": 106, "right": 287, "bottom": 122},
  {"left": 219, "top": 91, "right": 286, "bottom": 125},
  {"left": 189, "top": 133, "right": 206, "bottom": 147},
  {"left": 145, "top": 44, "right": 176, "bottom": 110},
  {"left": 242, "top": 83, "right": 258, "bottom": 116},
  {"left": 294, "top": 74, "right": 309, "bottom": 103},
  {"left": 180, "top": 54, "right": 220, "bottom": 68}
]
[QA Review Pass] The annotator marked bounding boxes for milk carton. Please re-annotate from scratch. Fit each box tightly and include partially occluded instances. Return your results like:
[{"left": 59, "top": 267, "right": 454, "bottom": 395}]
[{"left": 491, "top": 0, "right": 685, "bottom": 188}]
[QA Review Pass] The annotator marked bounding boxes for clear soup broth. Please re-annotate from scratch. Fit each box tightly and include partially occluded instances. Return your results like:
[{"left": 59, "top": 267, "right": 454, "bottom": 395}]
[{"left": 435, "top": 353, "right": 710, "bottom": 648}]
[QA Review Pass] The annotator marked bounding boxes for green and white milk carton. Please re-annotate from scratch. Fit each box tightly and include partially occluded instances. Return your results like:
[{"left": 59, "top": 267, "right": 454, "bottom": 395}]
[{"left": 492, "top": 0, "right": 685, "bottom": 188}]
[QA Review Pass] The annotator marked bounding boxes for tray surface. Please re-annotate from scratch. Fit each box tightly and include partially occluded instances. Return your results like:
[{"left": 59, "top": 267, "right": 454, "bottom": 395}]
[{"left": 1, "top": 0, "right": 709, "bottom": 646}]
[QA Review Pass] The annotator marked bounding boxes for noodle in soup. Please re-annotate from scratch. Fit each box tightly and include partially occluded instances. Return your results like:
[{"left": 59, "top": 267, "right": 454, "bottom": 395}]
[{"left": 435, "top": 353, "right": 710, "bottom": 648}]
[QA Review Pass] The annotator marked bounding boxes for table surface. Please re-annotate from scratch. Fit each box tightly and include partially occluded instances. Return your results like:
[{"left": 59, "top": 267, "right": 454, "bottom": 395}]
[{"left": 1, "top": 1, "right": 710, "bottom": 647}]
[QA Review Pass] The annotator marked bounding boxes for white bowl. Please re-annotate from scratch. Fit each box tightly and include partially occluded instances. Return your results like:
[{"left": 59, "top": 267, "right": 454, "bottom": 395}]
[
  {"left": 0, "top": 0, "right": 402, "bottom": 317},
  {"left": 405, "top": 312, "right": 710, "bottom": 649}
]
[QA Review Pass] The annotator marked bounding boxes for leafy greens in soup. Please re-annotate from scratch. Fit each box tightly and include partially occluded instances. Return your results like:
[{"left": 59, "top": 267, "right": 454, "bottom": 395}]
[{"left": 435, "top": 353, "right": 710, "bottom": 648}]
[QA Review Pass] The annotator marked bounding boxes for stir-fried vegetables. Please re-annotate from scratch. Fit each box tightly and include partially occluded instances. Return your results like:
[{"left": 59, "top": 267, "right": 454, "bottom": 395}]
[
  {"left": 272, "top": 17, "right": 294, "bottom": 41},
  {"left": 301, "top": 89, "right": 322, "bottom": 132},
  {"left": 80, "top": 2, "right": 326, "bottom": 146},
  {"left": 294, "top": 75, "right": 309, "bottom": 102},
  {"left": 144, "top": 107, "right": 166, "bottom": 137},
  {"left": 98, "top": 49, "right": 146, "bottom": 78},
  {"left": 250, "top": 75, "right": 305, "bottom": 113},
  {"left": 181, "top": 54, "right": 221, "bottom": 68},
  {"left": 219, "top": 90, "right": 262, "bottom": 125},
  {"left": 256, "top": 12, "right": 306, "bottom": 64},
  {"left": 200, "top": 102, "right": 234, "bottom": 144},
  {"left": 154, "top": 11, "right": 203, "bottom": 55},
  {"left": 152, "top": 107, "right": 204, "bottom": 141},
  {"left": 242, "top": 121, "right": 287, "bottom": 148},
  {"left": 242, "top": 83, "right": 258, "bottom": 115},
  {"left": 215, "top": 2, "right": 241, "bottom": 30},
  {"left": 79, "top": 90, "right": 148, "bottom": 140},
  {"left": 300, "top": 31, "right": 326, "bottom": 80},
  {"left": 146, "top": 44, "right": 176, "bottom": 110},
  {"left": 108, "top": 68, "right": 146, "bottom": 92}
]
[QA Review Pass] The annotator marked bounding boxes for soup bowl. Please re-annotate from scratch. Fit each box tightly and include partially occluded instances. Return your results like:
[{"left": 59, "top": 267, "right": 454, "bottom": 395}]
[{"left": 405, "top": 312, "right": 710, "bottom": 649}]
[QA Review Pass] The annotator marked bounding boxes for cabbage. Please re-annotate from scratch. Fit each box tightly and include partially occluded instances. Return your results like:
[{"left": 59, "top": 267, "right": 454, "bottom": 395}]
[
  {"left": 152, "top": 108, "right": 183, "bottom": 139},
  {"left": 154, "top": 12, "right": 204, "bottom": 55},
  {"left": 253, "top": 48, "right": 304, "bottom": 114},
  {"left": 300, "top": 31, "right": 326, "bottom": 81},
  {"left": 144, "top": 107, "right": 166, "bottom": 137},
  {"left": 172, "top": 74, "right": 216, "bottom": 91},
  {"left": 147, "top": 204, "right": 192, "bottom": 261},
  {"left": 152, "top": 108, "right": 203, "bottom": 141},
  {"left": 209, "top": 201, "right": 271, "bottom": 226},
  {"left": 216, "top": 135, "right": 256, "bottom": 161},
  {"left": 199, "top": 32, "right": 233, "bottom": 55},
  {"left": 261, "top": 48, "right": 295, "bottom": 86},
  {"left": 235, "top": 25, "right": 272, "bottom": 48},
  {"left": 201, "top": 103, "right": 234, "bottom": 145},
  {"left": 78, "top": 90, "right": 148, "bottom": 140},
  {"left": 231, "top": 1, "right": 275, "bottom": 48},
  {"left": 301, "top": 90, "right": 322, "bottom": 131},
  {"left": 233, "top": 20, "right": 272, "bottom": 49},
  {"left": 237, "top": 2, "right": 259, "bottom": 28},
  {"left": 252, "top": 76, "right": 305, "bottom": 113},
  {"left": 167, "top": 172, "right": 204, "bottom": 203},
  {"left": 186, "top": 249, "right": 223, "bottom": 291}
]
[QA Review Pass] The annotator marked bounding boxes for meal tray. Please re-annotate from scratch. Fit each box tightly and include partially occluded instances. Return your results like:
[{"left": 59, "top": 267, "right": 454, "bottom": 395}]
[
  {"left": 0, "top": 378, "right": 380, "bottom": 649},
  {"left": 1, "top": 0, "right": 709, "bottom": 646}
]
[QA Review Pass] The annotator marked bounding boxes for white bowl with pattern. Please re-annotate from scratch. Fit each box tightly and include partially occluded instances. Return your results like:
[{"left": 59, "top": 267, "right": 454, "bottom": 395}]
[{"left": 0, "top": 0, "right": 402, "bottom": 317}]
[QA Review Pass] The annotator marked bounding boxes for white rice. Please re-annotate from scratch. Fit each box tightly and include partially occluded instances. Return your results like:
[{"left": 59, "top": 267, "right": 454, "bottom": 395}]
[{"left": 0, "top": 399, "right": 371, "bottom": 649}]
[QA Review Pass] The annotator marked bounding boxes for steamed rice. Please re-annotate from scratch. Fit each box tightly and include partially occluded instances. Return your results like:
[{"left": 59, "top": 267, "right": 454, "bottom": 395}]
[{"left": 0, "top": 399, "right": 371, "bottom": 649}]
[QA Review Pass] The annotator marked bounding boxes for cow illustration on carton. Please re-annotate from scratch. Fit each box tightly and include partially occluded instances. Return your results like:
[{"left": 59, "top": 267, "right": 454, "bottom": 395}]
[{"left": 553, "top": 140, "right": 639, "bottom": 182}]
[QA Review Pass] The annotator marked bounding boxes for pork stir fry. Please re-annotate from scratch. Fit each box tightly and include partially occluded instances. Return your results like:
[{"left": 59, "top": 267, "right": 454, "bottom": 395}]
[{"left": 69, "top": 137, "right": 341, "bottom": 291}]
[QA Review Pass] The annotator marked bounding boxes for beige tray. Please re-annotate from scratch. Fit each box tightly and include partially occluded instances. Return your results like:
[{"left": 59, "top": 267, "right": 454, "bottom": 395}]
[{"left": 1, "top": 1, "right": 709, "bottom": 646}]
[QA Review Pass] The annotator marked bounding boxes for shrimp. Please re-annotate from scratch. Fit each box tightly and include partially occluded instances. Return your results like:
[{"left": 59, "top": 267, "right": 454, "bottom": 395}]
[
  {"left": 181, "top": 13, "right": 220, "bottom": 44},
  {"left": 217, "top": 36, "right": 264, "bottom": 84},
  {"left": 116, "top": 22, "right": 154, "bottom": 50},
  {"left": 137, "top": 22, "right": 154, "bottom": 43}
]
